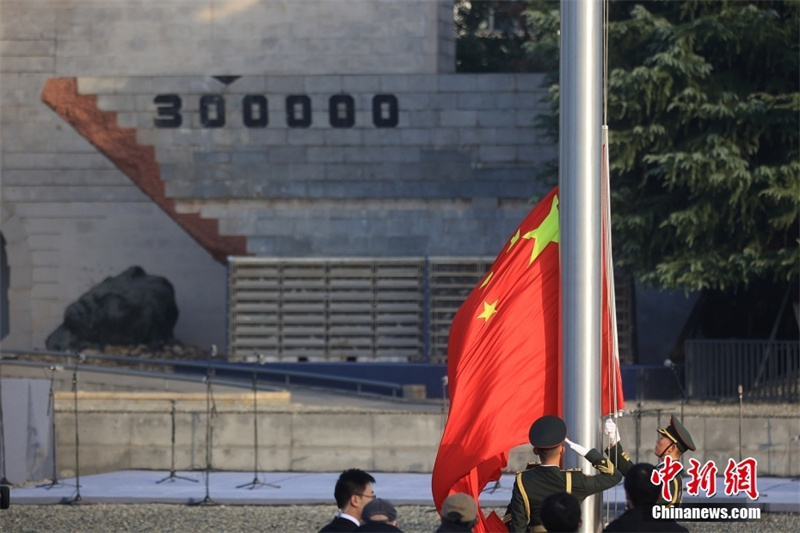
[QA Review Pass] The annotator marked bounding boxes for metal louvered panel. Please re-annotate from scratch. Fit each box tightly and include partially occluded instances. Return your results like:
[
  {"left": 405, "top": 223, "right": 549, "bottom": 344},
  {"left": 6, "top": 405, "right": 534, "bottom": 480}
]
[
  {"left": 427, "top": 257, "right": 494, "bottom": 364},
  {"left": 228, "top": 257, "right": 425, "bottom": 362},
  {"left": 228, "top": 257, "right": 637, "bottom": 365}
]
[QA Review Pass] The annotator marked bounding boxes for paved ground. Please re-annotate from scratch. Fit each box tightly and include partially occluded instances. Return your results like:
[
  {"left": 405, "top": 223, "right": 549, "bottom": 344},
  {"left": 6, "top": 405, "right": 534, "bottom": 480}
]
[{"left": 10, "top": 470, "right": 799, "bottom": 513}]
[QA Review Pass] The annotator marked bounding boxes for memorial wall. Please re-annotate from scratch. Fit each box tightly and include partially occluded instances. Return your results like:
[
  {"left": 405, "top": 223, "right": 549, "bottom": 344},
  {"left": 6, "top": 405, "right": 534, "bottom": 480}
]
[{"left": 0, "top": 0, "right": 552, "bottom": 351}]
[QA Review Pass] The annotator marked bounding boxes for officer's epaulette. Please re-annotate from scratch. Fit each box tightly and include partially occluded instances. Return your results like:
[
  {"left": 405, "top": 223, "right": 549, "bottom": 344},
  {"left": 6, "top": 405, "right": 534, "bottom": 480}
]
[{"left": 564, "top": 467, "right": 583, "bottom": 472}]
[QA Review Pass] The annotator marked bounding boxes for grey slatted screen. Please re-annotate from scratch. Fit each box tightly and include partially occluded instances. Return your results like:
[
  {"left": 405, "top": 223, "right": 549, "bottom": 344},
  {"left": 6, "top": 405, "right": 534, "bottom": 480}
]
[
  {"left": 427, "top": 257, "right": 494, "bottom": 364},
  {"left": 228, "top": 257, "right": 633, "bottom": 364},
  {"left": 228, "top": 258, "right": 425, "bottom": 362}
]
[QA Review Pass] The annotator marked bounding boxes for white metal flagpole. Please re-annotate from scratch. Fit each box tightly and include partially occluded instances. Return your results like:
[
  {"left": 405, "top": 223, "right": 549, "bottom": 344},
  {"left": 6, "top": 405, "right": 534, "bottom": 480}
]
[{"left": 560, "top": 0, "right": 604, "bottom": 531}]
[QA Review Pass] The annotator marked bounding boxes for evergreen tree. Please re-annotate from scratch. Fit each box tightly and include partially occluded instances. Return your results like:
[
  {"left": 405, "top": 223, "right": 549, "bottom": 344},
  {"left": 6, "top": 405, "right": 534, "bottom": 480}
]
[
  {"left": 455, "top": 0, "right": 543, "bottom": 72},
  {"left": 525, "top": 0, "right": 799, "bottom": 294}
]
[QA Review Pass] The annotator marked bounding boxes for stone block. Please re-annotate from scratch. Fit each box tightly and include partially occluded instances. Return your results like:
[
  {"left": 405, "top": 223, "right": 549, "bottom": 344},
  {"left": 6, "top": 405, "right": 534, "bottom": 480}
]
[
  {"left": 323, "top": 129, "right": 364, "bottom": 146},
  {"left": 306, "top": 146, "right": 345, "bottom": 164},
  {"left": 246, "top": 129, "right": 288, "bottom": 146},
  {"left": 373, "top": 414, "right": 440, "bottom": 447},
  {"left": 478, "top": 111, "right": 518, "bottom": 128},
  {"left": 77, "top": 77, "right": 127, "bottom": 95},
  {"left": 515, "top": 110, "right": 539, "bottom": 127},
  {"left": 477, "top": 74, "right": 516, "bottom": 92},
  {"left": 396, "top": 75, "right": 438, "bottom": 93},
  {"left": 290, "top": 447, "right": 374, "bottom": 472},
  {"left": 304, "top": 76, "right": 343, "bottom": 93},
  {"left": 400, "top": 129, "right": 433, "bottom": 145},
  {"left": 478, "top": 145, "right": 516, "bottom": 163},
  {"left": 268, "top": 146, "right": 307, "bottom": 164},
  {"left": 193, "top": 150, "right": 231, "bottom": 165},
  {"left": 267, "top": 76, "right": 306, "bottom": 94},
  {"left": 78, "top": 412, "right": 133, "bottom": 446},
  {"left": 343, "top": 75, "right": 381, "bottom": 93},
  {"left": 227, "top": 76, "right": 267, "bottom": 94},
  {"left": 406, "top": 111, "right": 438, "bottom": 128},
  {"left": 0, "top": 56, "right": 53, "bottom": 73},
  {"left": 287, "top": 129, "right": 326, "bottom": 145},
  {"left": 373, "top": 449, "right": 435, "bottom": 473},
  {"left": 96, "top": 94, "right": 136, "bottom": 112},
  {"left": 438, "top": 75, "right": 477, "bottom": 92},
  {"left": 429, "top": 129, "right": 459, "bottom": 146},
  {"left": 439, "top": 110, "right": 477, "bottom": 128},
  {"left": 381, "top": 146, "right": 420, "bottom": 164},
  {"left": 342, "top": 147, "right": 384, "bottom": 164},
  {"left": 513, "top": 93, "right": 542, "bottom": 110},
  {"left": 232, "top": 150, "right": 269, "bottom": 164}
]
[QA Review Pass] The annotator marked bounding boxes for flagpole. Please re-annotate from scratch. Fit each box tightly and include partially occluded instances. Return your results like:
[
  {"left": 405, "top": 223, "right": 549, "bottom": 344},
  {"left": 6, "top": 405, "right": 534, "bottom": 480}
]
[{"left": 560, "top": 0, "right": 603, "bottom": 532}]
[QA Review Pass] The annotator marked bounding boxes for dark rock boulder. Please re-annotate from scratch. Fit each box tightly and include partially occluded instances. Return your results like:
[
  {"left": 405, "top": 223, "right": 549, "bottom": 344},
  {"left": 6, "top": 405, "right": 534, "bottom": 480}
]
[{"left": 46, "top": 266, "right": 179, "bottom": 352}]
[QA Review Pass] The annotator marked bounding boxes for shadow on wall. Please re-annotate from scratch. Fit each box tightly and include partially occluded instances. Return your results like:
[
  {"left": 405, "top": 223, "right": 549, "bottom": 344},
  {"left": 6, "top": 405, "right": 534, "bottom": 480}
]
[{"left": 1, "top": 234, "right": 8, "bottom": 341}]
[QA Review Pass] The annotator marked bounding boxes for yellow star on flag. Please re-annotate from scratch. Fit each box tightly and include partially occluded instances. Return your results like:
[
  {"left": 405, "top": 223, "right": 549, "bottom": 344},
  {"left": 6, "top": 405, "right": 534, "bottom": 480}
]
[
  {"left": 477, "top": 300, "right": 498, "bottom": 322},
  {"left": 479, "top": 271, "right": 494, "bottom": 289},
  {"left": 522, "top": 195, "right": 559, "bottom": 264},
  {"left": 507, "top": 229, "right": 521, "bottom": 252}
]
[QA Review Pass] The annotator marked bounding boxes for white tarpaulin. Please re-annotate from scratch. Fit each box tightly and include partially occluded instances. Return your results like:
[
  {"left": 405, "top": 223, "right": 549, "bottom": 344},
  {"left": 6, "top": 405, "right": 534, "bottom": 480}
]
[{"left": 0, "top": 378, "right": 52, "bottom": 483}]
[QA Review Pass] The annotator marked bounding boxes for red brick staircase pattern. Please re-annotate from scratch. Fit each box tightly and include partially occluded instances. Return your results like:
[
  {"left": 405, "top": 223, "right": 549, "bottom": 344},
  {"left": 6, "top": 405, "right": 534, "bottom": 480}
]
[{"left": 41, "top": 77, "right": 249, "bottom": 264}]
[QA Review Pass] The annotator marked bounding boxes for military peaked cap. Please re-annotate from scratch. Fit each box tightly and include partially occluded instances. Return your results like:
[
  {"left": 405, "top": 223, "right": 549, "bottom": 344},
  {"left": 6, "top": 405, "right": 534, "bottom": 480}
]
[
  {"left": 657, "top": 414, "right": 696, "bottom": 452},
  {"left": 528, "top": 415, "right": 567, "bottom": 448}
]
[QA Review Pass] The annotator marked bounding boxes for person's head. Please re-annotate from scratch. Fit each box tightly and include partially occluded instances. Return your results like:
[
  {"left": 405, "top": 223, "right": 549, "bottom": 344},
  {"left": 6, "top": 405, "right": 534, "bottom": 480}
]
[
  {"left": 361, "top": 498, "right": 399, "bottom": 526},
  {"left": 654, "top": 415, "right": 695, "bottom": 460},
  {"left": 441, "top": 492, "right": 478, "bottom": 530},
  {"left": 333, "top": 468, "right": 377, "bottom": 519},
  {"left": 540, "top": 492, "right": 582, "bottom": 533},
  {"left": 529, "top": 415, "right": 567, "bottom": 464},
  {"left": 624, "top": 463, "right": 661, "bottom": 508}
]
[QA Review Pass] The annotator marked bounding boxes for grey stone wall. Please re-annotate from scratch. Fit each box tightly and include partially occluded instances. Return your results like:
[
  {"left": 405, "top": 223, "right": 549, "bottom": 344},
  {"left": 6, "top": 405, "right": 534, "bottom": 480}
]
[
  {"left": 0, "top": 0, "right": 554, "bottom": 352},
  {"left": 51, "top": 395, "right": 800, "bottom": 477},
  {"left": 88, "top": 72, "right": 552, "bottom": 257}
]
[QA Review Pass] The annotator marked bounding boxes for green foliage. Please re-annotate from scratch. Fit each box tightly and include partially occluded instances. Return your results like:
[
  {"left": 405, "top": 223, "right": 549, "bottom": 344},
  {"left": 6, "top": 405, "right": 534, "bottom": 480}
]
[
  {"left": 524, "top": 0, "right": 799, "bottom": 292},
  {"left": 455, "top": 0, "right": 556, "bottom": 72}
]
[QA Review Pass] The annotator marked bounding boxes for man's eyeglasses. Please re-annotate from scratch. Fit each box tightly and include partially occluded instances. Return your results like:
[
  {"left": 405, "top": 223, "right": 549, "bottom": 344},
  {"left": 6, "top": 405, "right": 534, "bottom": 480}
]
[{"left": 356, "top": 493, "right": 376, "bottom": 500}]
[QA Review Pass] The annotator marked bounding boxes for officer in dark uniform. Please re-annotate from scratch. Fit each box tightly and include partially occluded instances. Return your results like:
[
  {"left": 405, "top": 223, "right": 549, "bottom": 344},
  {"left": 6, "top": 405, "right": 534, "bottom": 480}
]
[
  {"left": 604, "top": 414, "right": 696, "bottom": 507},
  {"left": 504, "top": 415, "right": 622, "bottom": 533}
]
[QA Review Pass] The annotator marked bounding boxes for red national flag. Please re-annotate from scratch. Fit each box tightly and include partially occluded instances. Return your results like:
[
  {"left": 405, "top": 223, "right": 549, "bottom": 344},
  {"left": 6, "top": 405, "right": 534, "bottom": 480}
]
[{"left": 431, "top": 186, "right": 625, "bottom": 533}]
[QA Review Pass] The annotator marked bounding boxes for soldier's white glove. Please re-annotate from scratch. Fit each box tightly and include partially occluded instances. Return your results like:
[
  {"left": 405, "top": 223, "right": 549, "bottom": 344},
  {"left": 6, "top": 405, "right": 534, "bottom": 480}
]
[
  {"left": 564, "top": 438, "right": 589, "bottom": 457},
  {"left": 604, "top": 418, "right": 620, "bottom": 446}
]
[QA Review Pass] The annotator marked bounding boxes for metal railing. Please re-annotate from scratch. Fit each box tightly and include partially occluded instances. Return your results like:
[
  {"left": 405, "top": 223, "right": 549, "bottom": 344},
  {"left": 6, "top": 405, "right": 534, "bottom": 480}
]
[
  {"left": 685, "top": 340, "right": 800, "bottom": 401},
  {"left": 0, "top": 349, "right": 404, "bottom": 397}
]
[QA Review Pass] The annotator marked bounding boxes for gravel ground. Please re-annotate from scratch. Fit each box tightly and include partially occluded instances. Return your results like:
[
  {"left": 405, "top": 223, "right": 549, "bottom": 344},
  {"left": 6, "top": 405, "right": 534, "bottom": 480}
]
[{"left": 0, "top": 504, "right": 796, "bottom": 533}]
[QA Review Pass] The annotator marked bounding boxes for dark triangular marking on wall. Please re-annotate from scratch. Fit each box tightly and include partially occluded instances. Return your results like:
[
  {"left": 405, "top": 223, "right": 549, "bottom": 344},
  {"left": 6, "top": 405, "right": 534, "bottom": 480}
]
[{"left": 213, "top": 75, "right": 241, "bottom": 86}]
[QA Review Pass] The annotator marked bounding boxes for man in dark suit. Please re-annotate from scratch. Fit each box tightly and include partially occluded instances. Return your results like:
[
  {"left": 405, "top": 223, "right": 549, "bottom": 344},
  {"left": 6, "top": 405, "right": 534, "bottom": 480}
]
[
  {"left": 603, "top": 463, "right": 688, "bottom": 532},
  {"left": 319, "top": 468, "right": 377, "bottom": 532},
  {"left": 604, "top": 414, "right": 695, "bottom": 507},
  {"left": 504, "top": 415, "right": 622, "bottom": 532}
]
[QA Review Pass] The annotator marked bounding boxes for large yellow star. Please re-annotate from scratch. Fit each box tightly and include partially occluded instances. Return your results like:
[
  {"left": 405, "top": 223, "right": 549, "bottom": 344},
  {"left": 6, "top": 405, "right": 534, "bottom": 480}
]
[
  {"left": 522, "top": 195, "right": 559, "bottom": 264},
  {"left": 477, "top": 300, "right": 498, "bottom": 322}
]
